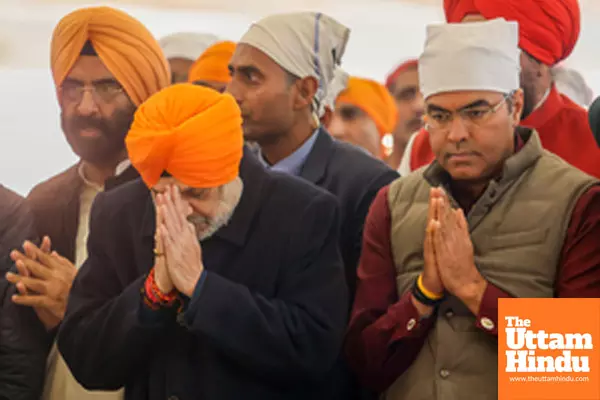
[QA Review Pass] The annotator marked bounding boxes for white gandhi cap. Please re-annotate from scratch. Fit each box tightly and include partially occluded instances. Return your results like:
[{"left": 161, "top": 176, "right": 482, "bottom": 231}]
[{"left": 419, "top": 18, "right": 520, "bottom": 100}]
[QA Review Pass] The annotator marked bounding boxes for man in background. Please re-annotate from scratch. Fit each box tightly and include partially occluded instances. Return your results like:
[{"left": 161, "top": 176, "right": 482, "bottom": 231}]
[
  {"left": 159, "top": 32, "right": 220, "bottom": 83},
  {"left": 7, "top": 6, "right": 170, "bottom": 400},
  {"left": 188, "top": 41, "right": 236, "bottom": 93},
  {"left": 330, "top": 76, "right": 398, "bottom": 159},
  {"left": 384, "top": 59, "right": 424, "bottom": 170},
  {"left": 403, "top": 0, "right": 600, "bottom": 178}
]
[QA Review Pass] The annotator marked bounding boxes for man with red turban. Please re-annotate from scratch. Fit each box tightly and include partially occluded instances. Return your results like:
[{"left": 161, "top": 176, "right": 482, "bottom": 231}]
[
  {"left": 57, "top": 84, "right": 348, "bottom": 400},
  {"left": 330, "top": 76, "right": 398, "bottom": 159},
  {"left": 188, "top": 41, "right": 236, "bottom": 93},
  {"left": 6, "top": 6, "right": 170, "bottom": 400},
  {"left": 384, "top": 59, "right": 424, "bottom": 170},
  {"left": 402, "top": 0, "right": 600, "bottom": 179}
]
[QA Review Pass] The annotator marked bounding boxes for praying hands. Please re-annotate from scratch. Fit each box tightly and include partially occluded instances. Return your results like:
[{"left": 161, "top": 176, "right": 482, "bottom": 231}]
[
  {"left": 423, "top": 187, "right": 488, "bottom": 315},
  {"left": 154, "top": 185, "right": 204, "bottom": 298},
  {"left": 6, "top": 237, "right": 76, "bottom": 330}
]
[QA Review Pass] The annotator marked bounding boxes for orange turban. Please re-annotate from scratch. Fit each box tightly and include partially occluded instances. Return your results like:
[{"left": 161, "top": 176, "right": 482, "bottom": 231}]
[
  {"left": 51, "top": 6, "right": 170, "bottom": 106},
  {"left": 188, "top": 41, "right": 236, "bottom": 84},
  {"left": 126, "top": 84, "right": 244, "bottom": 189},
  {"left": 443, "top": 0, "right": 580, "bottom": 66},
  {"left": 336, "top": 77, "right": 398, "bottom": 136}
]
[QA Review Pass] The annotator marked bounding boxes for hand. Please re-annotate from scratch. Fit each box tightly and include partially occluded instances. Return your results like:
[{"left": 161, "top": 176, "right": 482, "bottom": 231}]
[
  {"left": 422, "top": 188, "right": 445, "bottom": 295},
  {"left": 431, "top": 191, "right": 487, "bottom": 313},
  {"left": 7, "top": 239, "right": 76, "bottom": 330},
  {"left": 412, "top": 188, "right": 446, "bottom": 316},
  {"left": 153, "top": 201, "right": 174, "bottom": 293},
  {"left": 159, "top": 185, "right": 204, "bottom": 298}
]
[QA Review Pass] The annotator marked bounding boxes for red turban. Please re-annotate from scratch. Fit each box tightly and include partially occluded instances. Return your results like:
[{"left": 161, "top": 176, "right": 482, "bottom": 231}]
[
  {"left": 443, "top": 0, "right": 580, "bottom": 65},
  {"left": 126, "top": 84, "right": 244, "bottom": 189},
  {"left": 385, "top": 59, "right": 418, "bottom": 89}
]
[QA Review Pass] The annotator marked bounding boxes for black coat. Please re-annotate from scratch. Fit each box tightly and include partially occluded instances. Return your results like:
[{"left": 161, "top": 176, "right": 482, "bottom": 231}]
[
  {"left": 58, "top": 151, "right": 349, "bottom": 400},
  {"left": 298, "top": 129, "right": 399, "bottom": 297},
  {"left": 0, "top": 185, "right": 49, "bottom": 400}
]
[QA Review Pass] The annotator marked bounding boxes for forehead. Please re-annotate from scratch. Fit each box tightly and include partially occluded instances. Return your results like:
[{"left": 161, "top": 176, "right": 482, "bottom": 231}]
[
  {"left": 229, "top": 43, "right": 285, "bottom": 76},
  {"left": 426, "top": 90, "right": 504, "bottom": 109},
  {"left": 391, "top": 67, "right": 419, "bottom": 91},
  {"left": 65, "top": 55, "right": 116, "bottom": 82}
]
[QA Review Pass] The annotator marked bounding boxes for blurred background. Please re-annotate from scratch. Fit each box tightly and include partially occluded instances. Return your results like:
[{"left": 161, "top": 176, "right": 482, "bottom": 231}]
[{"left": 2, "top": 0, "right": 600, "bottom": 195}]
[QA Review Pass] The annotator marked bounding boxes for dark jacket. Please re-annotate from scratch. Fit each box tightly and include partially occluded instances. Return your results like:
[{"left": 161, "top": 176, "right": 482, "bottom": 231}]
[
  {"left": 58, "top": 151, "right": 349, "bottom": 400},
  {"left": 0, "top": 185, "right": 49, "bottom": 400},
  {"left": 299, "top": 129, "right": 399, "bottom": 297},
  {"left": 26, "top": 163, "right": 139, "bottom": 263}
]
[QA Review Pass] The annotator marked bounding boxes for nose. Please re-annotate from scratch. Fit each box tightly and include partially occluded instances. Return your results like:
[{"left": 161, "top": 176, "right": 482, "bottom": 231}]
[
  {"left": 446, "top": 115, "right": 470, "bottom": 143},
  {"left": 225, "top": 79, "right": 243, "bottom": 106},
  {"left": 328, "top": 116, "right": 346, "bottom": 140},
  {"left": 76, "top": 89, "right": 100, "bottom": 116},
  {"left": 412, "top": 92, "right": 425, "bottom": 115}
]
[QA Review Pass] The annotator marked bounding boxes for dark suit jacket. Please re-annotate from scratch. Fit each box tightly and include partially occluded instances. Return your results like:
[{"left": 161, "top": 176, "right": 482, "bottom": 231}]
[
  {"left": 0, "top": 185, "right": 49, "bottom": 400},
  {"left": 299, "top": 129, "right": 399, "bottom": 298},
  {"left": 58, "top": 151, "right": 349, "bottom": 400},
  {"left": 26, "top": 163, "right": 139, "bottom": 263}
]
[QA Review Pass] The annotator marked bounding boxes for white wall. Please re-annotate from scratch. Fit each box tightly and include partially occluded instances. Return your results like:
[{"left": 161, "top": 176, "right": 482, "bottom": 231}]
[{"left": 0, "top": 1, "right": 598, "bottom": 195}]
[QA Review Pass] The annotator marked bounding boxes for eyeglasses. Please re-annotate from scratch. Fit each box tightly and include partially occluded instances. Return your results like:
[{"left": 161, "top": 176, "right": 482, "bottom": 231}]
[
  {"left": 423, "top": 91, "right": 514, "bottom": 131},
  {"left": 60, "top": 80, "right": 125, "bottom": 104}
]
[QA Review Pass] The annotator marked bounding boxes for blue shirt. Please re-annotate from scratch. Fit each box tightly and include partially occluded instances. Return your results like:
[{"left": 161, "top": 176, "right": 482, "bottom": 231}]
[{"left": 257, "top": 130, "right": 319, "bottom": 176}]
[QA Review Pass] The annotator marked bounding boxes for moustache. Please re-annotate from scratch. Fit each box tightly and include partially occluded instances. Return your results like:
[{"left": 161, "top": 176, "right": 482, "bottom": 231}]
[{"left": 68, "top": 116, "right": 109, "bottom": 134}]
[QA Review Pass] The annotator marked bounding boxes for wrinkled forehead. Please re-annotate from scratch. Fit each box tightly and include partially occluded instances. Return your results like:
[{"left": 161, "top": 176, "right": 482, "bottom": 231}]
[{"left": 65, "top": 55, "right": 117, "bottom": 83}]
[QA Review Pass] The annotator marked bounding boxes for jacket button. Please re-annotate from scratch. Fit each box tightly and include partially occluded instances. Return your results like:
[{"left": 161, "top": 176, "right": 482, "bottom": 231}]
[
  {"left": 445, "top": 309, "right": 454, "bottom": 318},
  {"left": 439, "top": 369, "right": 450, "bottom": 379}
]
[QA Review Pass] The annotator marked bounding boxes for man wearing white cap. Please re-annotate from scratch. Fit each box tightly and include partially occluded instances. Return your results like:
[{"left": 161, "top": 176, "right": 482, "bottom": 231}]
[
  {"left": 346, "top": 19, "right": 600, "bottom": 399},
  {"left": 159, "top": 32, "right": 220, "bottom": 83},
  {"left": 228, "top": 12, "right": 398, "bottom": 299}
]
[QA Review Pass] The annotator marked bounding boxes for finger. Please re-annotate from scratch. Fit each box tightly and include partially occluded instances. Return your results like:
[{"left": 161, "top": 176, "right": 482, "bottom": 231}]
[
  {"left": 6, "top": 273, "right": 47, "bottom": 294},
  {"left": 163, "top": 189, "right": 182, "bottom": 233},
  {"left": 455, "top": 209, "right": 468, "bottom": 231},
  {"left": 11, "top": 294, "right": 54, "bottom": 308},
  {"left": 161, "top": 203, "right": 181, "bottom": 241},
  {"left": 15, "top": 259, "right": 31, "bottom": 278},
  {"left": 10, "top": 249, "right": 26, "bottom": 263},
  {"left": 41, "top": 236, "right": 52, "bottom": 253},
  {"left": 16, "top": 282, "right": 28, "bottom": 295},
  {"left": 22, "top": 256, "right": 53, "bottom": 279},
  {"left": 428, "top": 189, "right": 438, "bottom": 223},
  {"left": 172, "top": 185, "right": 190, "bottom": 229}
]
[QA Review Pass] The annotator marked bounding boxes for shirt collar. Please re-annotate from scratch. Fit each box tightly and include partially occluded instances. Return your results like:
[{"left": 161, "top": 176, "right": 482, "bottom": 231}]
[
  {"left": 78, "top": 159, "right": 131, "bottom": 191},
  {"left": 258, "top": 129, "right": 320, "bottom": 176}
]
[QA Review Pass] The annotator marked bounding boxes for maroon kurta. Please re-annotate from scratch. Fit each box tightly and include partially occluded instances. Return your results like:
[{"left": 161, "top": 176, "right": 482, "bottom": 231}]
[{"left": 345, "top": 182, "right": 600, "bottom": 392}]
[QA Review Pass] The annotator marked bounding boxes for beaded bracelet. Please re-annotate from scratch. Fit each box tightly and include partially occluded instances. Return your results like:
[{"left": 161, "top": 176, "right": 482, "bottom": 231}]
[{"left": 143, "top": 268, "right": 178, "bottom": 310}]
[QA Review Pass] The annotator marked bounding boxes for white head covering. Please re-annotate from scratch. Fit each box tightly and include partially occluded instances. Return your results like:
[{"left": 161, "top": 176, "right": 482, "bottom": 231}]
[
  {"left": 239, "top": 12, "right": 350, "bottom": 117},
  {"left": 552, "top": 65, "right": 594, "bottom": 108},
  {"left": 419, "top": 18, "right": 520, "bottom": 100},
  {"left": 159, "top": 32, "right": 221, "bottom": 60},
  {"left": 322, "top": 67, "right": 349, "bottom": 116}
]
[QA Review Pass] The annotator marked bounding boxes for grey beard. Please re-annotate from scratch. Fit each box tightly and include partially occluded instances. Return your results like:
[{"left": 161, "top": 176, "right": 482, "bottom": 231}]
[{"left": 189, "top": 205, "right": 235, "bottom": 241}]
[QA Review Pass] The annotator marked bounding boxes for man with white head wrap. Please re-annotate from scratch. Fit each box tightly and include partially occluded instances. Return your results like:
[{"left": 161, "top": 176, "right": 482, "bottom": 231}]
[
  {"left": 552, "top": 65, "right": 594, "bottom": 108},
  {"left": 346, "top": 19, "right": 600, "bottom": 399},
  {"left": 320, "top": 66, "right": 349, "bottom": 127},
  {"left": 228, "top": 11, "right": 398, "bottom": 298},
  {"left": 159, "top": 32, "right": 220, "bottom": 83},
  {"left": 228, "top": 12, "right": 398, "bottom": 400}
]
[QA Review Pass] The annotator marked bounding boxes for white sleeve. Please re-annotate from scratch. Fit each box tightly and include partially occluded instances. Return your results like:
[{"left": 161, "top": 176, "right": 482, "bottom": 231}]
[{"left": 398, "top": 131, "right": 418, "bottom": 176}]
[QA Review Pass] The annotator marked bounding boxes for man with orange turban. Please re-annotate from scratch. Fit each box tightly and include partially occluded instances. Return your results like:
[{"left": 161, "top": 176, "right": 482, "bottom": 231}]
[
  {"left": 329, "top": 76, "right": 398, "bottom": 159},
  {"left": 188, "top": 41, "right": 236, "bottom": 93},
  {"left": 402, "top": 0, "right": 600, "bottom": 179},
  {"left": 384, "top": 59, "right": 424, "bottom": 170},
  {"left": 6, "top": 6, "right": 170, "bottom": 400},
  {"left": 57, "top": 83, "right": 348, "bottom": 400}
]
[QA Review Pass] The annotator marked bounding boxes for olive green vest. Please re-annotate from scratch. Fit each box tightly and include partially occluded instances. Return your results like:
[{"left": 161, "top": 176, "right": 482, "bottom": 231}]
[{"left": 384, "top": 131, "right": 597, "bottom": 400}]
